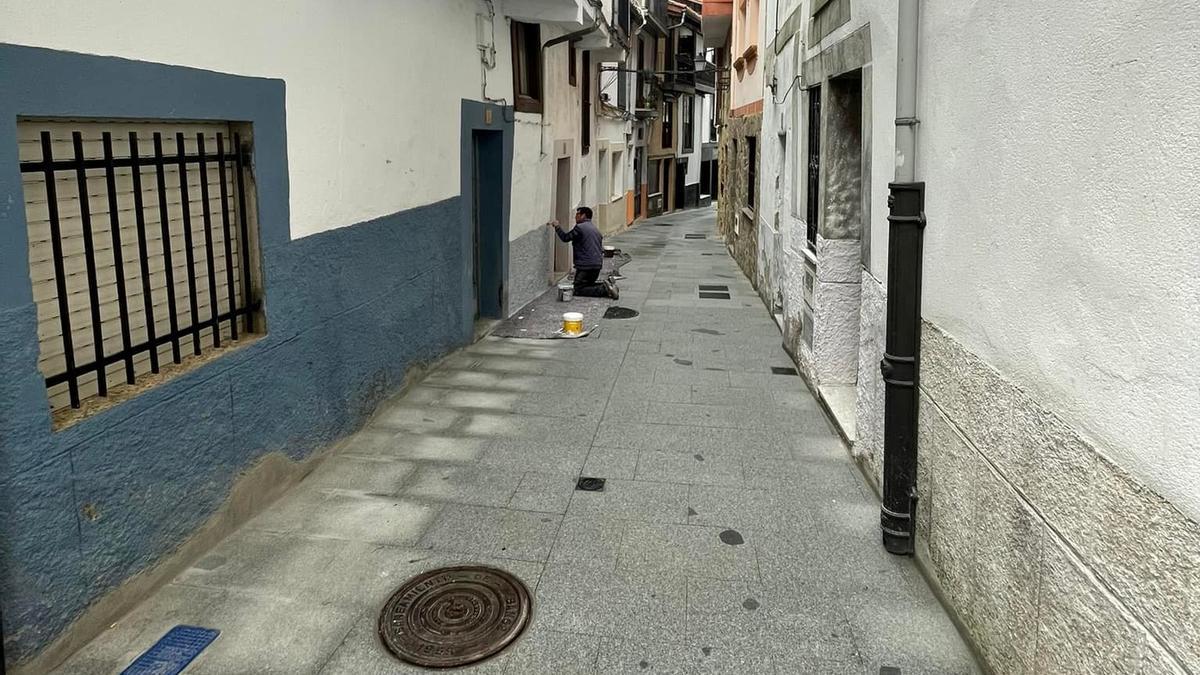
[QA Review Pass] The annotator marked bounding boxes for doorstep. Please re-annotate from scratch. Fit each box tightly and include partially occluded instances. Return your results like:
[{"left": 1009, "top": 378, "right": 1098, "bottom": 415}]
[{"left": 817, "top": 383, "right": 858, "bottom": 443}]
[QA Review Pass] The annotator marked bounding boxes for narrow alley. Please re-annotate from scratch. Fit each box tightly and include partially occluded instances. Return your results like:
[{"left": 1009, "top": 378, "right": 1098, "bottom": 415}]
[
  {"left": 4, "top": 1, "right": 1196, "bottom": 671},
  {"left": 50, "top": 208, "right": 975, "bottom": 674}
]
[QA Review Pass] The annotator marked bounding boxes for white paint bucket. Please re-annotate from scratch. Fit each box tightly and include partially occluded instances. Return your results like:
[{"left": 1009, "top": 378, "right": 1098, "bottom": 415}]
[
  {"left": 557, "top": 284, "right": 574, "bottom": 301},
  {"left": 562, "top": 312, "right": 584, "bottom": 335}
]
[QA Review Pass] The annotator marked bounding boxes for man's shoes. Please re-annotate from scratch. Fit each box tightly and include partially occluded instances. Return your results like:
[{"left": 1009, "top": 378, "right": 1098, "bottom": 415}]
[{"left": 604, "top": 278, "right": 620, "bottom": 300}]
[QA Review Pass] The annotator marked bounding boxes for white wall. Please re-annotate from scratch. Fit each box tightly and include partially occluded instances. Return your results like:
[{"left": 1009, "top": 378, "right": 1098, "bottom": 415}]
[
  {"left": 915, "top": 0, "right": 1200, "bottom": 519},
  {"left": 0, "top": 0, "right": 513, "bottom": 240},
  {"left": 701, "top": 93, "right": 717, "bottom": 144},
  {"left": 730, "top": 0, "right": 765, "bottom": 111}
]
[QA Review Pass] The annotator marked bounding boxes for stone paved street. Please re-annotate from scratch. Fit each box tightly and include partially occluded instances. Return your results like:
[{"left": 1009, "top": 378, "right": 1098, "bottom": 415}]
[{"left": 51, "top": 207, "right": 977, "bottom": 674}]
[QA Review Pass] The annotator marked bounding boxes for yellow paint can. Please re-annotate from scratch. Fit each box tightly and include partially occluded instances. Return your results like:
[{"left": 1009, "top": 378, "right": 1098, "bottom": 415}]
[{"left": 562, "top": 312, "right": 584, "bottom": 335}]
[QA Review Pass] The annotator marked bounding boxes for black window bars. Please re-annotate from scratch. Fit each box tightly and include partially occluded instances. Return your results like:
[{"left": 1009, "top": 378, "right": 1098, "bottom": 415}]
[{"left": 20, "top": 128, "right": 261, "bottom": 410}]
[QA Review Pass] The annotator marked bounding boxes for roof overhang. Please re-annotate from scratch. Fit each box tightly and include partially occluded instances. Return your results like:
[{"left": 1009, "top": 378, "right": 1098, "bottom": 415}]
[{"left": 701, "top": 0, "right": 732, "bottom": 47}]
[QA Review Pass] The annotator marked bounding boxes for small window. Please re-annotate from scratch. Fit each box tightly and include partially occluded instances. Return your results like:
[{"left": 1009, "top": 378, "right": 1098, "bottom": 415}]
[
  {"left": 662, "top": 100, "right": 674, "bottom": 150},
  {"left": 569, "top": 43, "right": 577, "bottom": 86},
  {"left": 682, "top": 96, "right": 695, "bottom": 152},
  {"left": 18, "top": 119, "right": 264, "bottom": 421},
  {"left": 511, "top": 21, "right": 543, "bottom": 113},
  {"left": 611, "top": 150, "right": 624, "bottom": 200},
  {"left": 581, "top": 51, "right": 592, "bottom": 155},
  {"left": 747, "top": 135, "right": 757, "bottom": 209}
]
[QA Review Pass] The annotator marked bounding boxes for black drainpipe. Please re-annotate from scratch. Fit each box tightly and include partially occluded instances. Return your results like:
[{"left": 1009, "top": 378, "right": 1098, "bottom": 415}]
[
  {"left": 879, "top": 0, "right": 924, "bottom": 557},
  {"left": 879, "top": 181, "right": 925, "bottom": 555}
]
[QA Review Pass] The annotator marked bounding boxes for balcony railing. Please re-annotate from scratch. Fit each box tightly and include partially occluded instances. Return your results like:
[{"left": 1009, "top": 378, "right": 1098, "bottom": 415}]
[
  {"left": 696, "top": 61, "right": 717, "bottom": 90},
  {"left": 664, "top": 53, "right": 695, "bottom": 91}
]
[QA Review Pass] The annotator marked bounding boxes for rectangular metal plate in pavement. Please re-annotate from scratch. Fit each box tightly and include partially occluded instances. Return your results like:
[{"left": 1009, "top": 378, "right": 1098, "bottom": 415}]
[
  {"left": 770, "top": 366, "right": 799, "bottom": 376},
  {"left": 576, "top": 477, "right": 606, "bottom": 491},
  {"left": 684, "top": 233, "right": 707, "bottom": 239},
  {"left": 122, "top": 625, "right": 220, "bottom": 675},
  {"left": 698, "top": 285, "right": 729, "bottom": 292},
  {"left": 699, "top": 292, "right": 731, "bottom": 299}
]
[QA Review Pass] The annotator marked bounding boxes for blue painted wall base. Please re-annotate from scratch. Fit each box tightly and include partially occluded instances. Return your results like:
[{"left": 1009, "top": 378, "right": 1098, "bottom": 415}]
[{"left": 0, "top": 44, "right": 479, "bottom": 665}]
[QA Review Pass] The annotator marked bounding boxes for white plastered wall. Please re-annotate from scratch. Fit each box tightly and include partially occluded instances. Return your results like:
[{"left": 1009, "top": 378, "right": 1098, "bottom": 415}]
[
  {"left": 915, "top": 0, "right": 1200, "bottom": 520},
  {"left": 0, "top": 0, "right": 516, "bottom": 240}
]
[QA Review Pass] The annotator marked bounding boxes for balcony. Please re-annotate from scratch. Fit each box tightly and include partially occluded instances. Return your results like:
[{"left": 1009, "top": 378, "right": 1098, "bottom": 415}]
[
  {"left": 663, "top": 53, "right": 697, "bottom": 92},
  {"left": 701, "top": 0, "right": 732, "bottom": 47},
  {"left": 505, "top": 0, "right": 603, "bottom": 31}
]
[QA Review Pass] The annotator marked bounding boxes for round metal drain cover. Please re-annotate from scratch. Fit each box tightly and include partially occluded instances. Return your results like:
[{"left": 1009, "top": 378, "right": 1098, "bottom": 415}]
[{"left": 378, "top": 565, "right": 531, "bottom": 668}]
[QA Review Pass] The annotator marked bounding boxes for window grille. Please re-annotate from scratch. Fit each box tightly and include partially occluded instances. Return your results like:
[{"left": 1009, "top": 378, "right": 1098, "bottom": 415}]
[{"left": 18, "top": 120, "right": 262, "bottom": 414}]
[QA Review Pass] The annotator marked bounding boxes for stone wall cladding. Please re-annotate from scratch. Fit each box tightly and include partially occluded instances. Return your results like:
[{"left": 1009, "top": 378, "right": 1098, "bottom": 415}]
[
  {"left": 716, "top": 112, "right": 762, "bottom": 280},
  {"left": 918, "top": 321, "right": 1198, "bottom": 673},
  {"left": 852, "top": 271, "right": 886, "bottom": 489}
]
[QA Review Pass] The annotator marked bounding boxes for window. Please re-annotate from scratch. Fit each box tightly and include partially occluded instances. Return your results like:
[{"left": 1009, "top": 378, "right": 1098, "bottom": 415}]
[
  {"left": 636, "top": 37, "right": 647, "bottom": 109},
  {"left": 682, "top": 96, "right": 695, "bottom": 152},
  {"left": 778, "top": 132, "right": 786, "bottom": 205},
  {"left": 806, "top": 86, "right": 821, "bottom": 245},
  {"left": 598, "top": 149, "right": 608, "bottom": 200},
  {"left": 18, "top": 119, "right": 262, "bottom": 417},
  {"left": 648, "top": 158, "right": 661, "bottom": 196},
  {"left": 700, "top": 91, "right": 710, "bottom": 140},
  {"left": 662, "top": 99, "right": 674, "bottom": 150},
  {"left": 614, "top": 0, "right": 631, "bottom": 35},
  {"left": 569, "top": 43, "right": 577, "bottom": 86},
  {"left": 747, "top": 135, "right": 757, "bottom": 209},
  {"left": 611, "top": 150, "right": 624, "bottom": 200},
  {"left": 511, "top": 21, "right": 543, "bottom": 113},
  {"left": 617, "top": 66, "right": 629, "bottom": 110},
  {"left": 581, "top": 51, "right": 592, "bottom": 155},
  {"left": 738, "top": 1, "right": 748, "bottom": 53}
]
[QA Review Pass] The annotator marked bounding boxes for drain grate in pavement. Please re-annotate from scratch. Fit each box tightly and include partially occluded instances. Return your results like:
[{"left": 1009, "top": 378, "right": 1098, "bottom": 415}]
[
  {"left": 576, "top": 476, "right": 606, "bottom": 491},
  {"left": 880, "top": 668, "right": 902, "bottom": 675},
  {"left": 770, "top": 366, "right": 799, "bottom": 376},
  {"left": 378, "top": 566, "right": 531, "bottom": 668},
  {"left": 122, "top": 625, "right": 220, "bottom": 675},
  {"left": 603, "top": 306, "right": 640, "bottom": 320},
  {"left": 699, "top": 284, "right": 729, "bottom": 292},
  {"left": 684, "top": 233, "right": 707, "bottom": 239},
  {"left": 654, "top": 222, "right": 675, "bottom": 227},
  {"left": 699, "top": 292, "right": 731, "bottom": 300}
]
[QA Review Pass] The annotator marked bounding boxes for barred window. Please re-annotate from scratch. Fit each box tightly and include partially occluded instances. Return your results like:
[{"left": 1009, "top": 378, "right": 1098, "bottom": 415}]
[{"left": 18, "top": 119, "right": 264, "bottom": 420}]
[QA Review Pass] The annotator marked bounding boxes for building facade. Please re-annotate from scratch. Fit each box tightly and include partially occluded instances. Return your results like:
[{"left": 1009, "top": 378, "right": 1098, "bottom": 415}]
[
  {"left": 0, "top": 0, "right": 644, "bottom": 670},
  {"left": 630, "top": 0, "right": 710, "bottom": 220},
  {"left": 734, "top": 0, "right": 1200, "bottom": 672},
  {"left": 711, "top": 0, "right": 765, "bottom": 279}
]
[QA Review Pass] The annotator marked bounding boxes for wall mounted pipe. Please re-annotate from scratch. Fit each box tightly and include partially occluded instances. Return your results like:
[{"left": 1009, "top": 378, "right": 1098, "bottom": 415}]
[{"left": 880, "top": 0, "right": 925, "bottom": 556}]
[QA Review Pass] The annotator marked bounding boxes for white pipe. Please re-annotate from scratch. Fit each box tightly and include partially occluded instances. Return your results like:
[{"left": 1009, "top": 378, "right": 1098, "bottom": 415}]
[{"left": 894, "top": 0, "right": 919, "bottom": 182}]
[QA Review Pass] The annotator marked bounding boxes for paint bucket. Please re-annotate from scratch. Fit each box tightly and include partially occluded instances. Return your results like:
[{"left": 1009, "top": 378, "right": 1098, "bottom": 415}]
[
  {"left": 603, "top": 245, "right": 617, "bottom": 258},
  {"left": 557, "top": 284, "right": 574, "bottom": 301},
  {"left": 562, "top": 312, "right": 584, "bottom": 335}
]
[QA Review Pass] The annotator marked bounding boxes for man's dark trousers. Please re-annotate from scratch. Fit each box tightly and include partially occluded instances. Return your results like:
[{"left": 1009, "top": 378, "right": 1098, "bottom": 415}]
[{"left": 573, "top": 268, "right": 608, "bottom": 297}]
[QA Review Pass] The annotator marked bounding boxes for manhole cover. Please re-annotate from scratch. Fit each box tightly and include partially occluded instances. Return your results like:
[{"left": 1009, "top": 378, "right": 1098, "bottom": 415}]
[
  {"left": 604, "top": 306, "right": 640, "bottom": 319},
  {"left": 378, "top": 566, "right": 531, "bottom": 668}
]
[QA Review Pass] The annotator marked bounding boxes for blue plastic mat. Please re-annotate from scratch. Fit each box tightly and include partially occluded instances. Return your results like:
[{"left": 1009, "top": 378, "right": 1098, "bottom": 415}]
[{"left": 121, "top": 625, "right": 220, "bottom": 675}]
